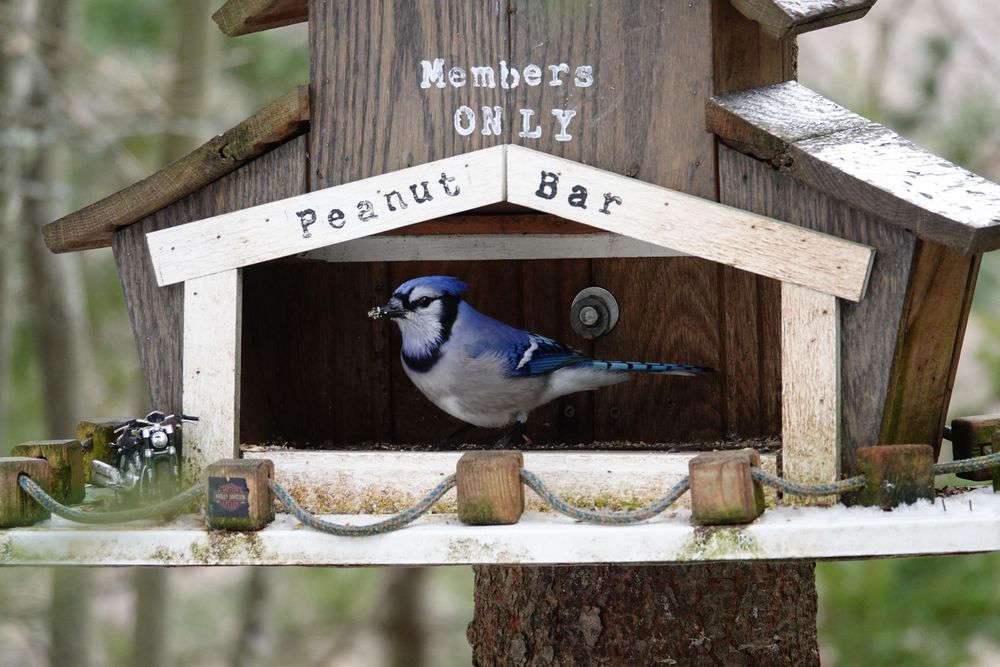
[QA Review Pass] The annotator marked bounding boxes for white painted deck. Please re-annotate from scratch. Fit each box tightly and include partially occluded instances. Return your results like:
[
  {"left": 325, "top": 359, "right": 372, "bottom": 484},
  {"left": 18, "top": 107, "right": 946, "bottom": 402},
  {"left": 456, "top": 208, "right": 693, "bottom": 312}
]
[{"left": 2, "top": 488, "right": 997, "bottom": 566}]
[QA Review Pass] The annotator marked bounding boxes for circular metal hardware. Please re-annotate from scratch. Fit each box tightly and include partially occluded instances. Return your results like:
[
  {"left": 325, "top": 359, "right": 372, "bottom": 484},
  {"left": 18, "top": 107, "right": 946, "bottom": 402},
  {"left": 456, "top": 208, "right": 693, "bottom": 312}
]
[{"left": 570, "top": 287, "right": 620, "bottom": 340}]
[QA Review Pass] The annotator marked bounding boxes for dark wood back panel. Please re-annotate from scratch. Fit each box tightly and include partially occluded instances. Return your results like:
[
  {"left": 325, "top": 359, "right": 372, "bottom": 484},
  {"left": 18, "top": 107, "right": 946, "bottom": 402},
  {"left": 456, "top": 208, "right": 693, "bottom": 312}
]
[{"left": 234, "top": 0, "right": 792, "bottom": 447}]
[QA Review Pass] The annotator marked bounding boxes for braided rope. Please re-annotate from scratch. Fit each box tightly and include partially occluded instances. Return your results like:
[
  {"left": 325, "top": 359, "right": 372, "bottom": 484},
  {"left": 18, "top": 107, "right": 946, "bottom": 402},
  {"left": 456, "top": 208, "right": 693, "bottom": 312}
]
[
  {"left": 520, "top": 469, "right": 689, "bottom": 525},
  {"left": 934, "top": 450, "right": 1000, "bottom": 475},
  {"left": 18, "top": 474, "right": 204, "bottom": 524},
  {"left": 269, "top": 476, "right": 456, "bottom": 537},
  {"left": 749, "top": 467, "right": 866, "bottom": 496}
]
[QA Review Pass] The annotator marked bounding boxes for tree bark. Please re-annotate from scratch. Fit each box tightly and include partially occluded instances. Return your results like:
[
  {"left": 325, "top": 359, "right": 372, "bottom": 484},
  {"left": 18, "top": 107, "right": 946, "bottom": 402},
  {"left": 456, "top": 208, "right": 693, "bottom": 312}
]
[{"left": 469, "top": 563, "right": 819, "bottom": 666}]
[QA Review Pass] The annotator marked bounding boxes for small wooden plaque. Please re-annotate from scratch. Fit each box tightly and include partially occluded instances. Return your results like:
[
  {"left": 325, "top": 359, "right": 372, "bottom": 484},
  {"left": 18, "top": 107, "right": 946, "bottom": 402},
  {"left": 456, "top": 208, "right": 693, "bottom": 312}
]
[
  {"left": 205, "top": 459, "right": 275, "bottom": 531},
  {"left": 456, "top": 451, "right": 524, "bottom": 526},
  {"left": 856, "top": 445, "right": 934, "bottom": 510},
  {"left": 0, "top": 457, "right": 53, "bottom": 527},
  {"left": 10, "top": 440, "right": 84, "bottom": 504},
  {"left": 689, "top": 449, "right": 765, "bottom": 525}
]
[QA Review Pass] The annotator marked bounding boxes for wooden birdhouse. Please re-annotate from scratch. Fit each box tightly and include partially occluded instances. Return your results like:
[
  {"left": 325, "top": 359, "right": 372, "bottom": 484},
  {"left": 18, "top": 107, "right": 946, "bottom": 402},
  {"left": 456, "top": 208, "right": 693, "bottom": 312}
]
[{"left": 29, "top": 0, "right": 1000, "bottom": 565}]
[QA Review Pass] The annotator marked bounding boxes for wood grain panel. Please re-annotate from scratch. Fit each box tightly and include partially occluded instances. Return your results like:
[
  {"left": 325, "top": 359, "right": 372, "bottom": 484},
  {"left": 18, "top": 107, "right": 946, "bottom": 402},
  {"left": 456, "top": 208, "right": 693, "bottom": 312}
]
[
  {"left": 881, "top": 242, "right": 981, "bottom": 453},
  {"left": 719, "top": 146, "right": 917, "bottom": 475},
  {"left": 308, "top": 1, "right": 512, "bottom": 447},
  {"left": 510, "top": 0, "right": 715, "bottom": 196},
  {"left": 112, "top": 135, "right": 308, "bottom": 422}
]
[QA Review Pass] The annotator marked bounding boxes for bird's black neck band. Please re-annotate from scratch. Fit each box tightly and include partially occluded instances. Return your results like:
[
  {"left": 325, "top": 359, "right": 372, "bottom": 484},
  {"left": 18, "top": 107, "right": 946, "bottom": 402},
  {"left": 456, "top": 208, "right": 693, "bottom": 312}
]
[{"left": 401, "top": 295, "right": 460, "bottom": 373}]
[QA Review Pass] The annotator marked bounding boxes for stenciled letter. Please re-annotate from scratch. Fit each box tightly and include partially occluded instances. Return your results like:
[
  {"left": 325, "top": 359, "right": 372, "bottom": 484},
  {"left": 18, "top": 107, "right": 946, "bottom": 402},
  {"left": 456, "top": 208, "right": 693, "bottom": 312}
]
[
  {"left": 357, "top": 200, "right": 379, "bottom": 222},
  {"left": 551, "top": 108, "right": 577, "bottom": 142},
  {"left": 535, "top": 171, "right": 559, "bottom": 200},
  {"left": 439, "top": 172, "right": 461, "bottom": 197},
  {"left": 420, "top": 58, "right": 446, "bottom": 89},
  {"left": 481, "top": 106, "right": 503, "bottom": 136},
  {"left": 297, "top": 208, "right": 317, "bottom": 238},
  {"left": 568, "top": 185, "right": 588, "bottom": 209},
  {"left": 327, "top": 208, "right": 346, "bottom": 229},
  {"left": 454, "top": 106, "right": 476, "bottom": 136},
  {"left": 518, "top": 109, "right": 542, "bottom": 139}
]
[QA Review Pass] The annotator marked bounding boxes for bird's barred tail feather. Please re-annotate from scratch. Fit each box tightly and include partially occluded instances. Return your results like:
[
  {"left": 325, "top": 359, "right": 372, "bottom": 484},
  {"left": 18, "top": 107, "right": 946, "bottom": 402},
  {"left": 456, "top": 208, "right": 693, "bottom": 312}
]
[{"left": 585, "top": 360, "right": 714, "bottom": 376}]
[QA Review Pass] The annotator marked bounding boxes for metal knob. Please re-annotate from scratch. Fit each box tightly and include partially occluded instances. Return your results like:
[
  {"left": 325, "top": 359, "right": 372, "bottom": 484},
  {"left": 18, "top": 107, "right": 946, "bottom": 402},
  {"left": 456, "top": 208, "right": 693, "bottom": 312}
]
[{"left": 570, "top": 287, "right": 620, "bottom": 340}]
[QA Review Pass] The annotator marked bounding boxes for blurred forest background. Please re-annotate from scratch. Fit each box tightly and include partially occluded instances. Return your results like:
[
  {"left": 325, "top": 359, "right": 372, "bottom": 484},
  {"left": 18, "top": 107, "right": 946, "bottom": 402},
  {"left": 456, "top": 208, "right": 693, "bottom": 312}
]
[{"left": 0, "top": 0, "right": 998, "bottom": 665}]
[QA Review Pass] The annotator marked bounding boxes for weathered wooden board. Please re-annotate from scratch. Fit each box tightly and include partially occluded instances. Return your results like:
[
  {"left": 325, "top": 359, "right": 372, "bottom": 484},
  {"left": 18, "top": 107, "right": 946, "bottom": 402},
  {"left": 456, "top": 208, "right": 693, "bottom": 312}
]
[
  {"left": 507, "top": 145, "right": 874, "bottom": 301},
  {"left": 880, "top": 243, "right": 981, "bottom": 450},
  {"left": 730, "top": 0, "right": 877, "bottom": 40},
  {"left": 147, "top": 147, "right": 507, "bottom": 286},
  {"left": 182, "top": 270, "right": 242, "bottom": 478},
  {"left": 244, "top": 449, "right": 779, "bottom": 513},
  {"left": 781, "top": 284, "right": 840, "bottom": 505},
  {"left": 112, "top": 135, "right": 309, "bottom": 416},
  {"left": 213, "top": 0, "right": 307, "bottom": 36},
  {"left": 707, "top": 81, "right": 1000, "bottom": 255},
  {"left": 299, "top": 233, "right": 687, "bottom": 263},
  {"left": 7, "top": 488, "right": 1000, "bottom": 566},
  {"left": 47, "top": 87, "right": 309, "bottom": 253},
  {"left": 719, "top": 147, "right": 916, "bottom": 476}
]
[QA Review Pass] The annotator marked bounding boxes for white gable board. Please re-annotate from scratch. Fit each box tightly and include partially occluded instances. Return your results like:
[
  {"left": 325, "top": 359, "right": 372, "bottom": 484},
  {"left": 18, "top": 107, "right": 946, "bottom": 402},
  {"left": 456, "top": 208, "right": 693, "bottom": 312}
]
[{"left": 146, "top": 146, "right": 874, "bottom": 301}]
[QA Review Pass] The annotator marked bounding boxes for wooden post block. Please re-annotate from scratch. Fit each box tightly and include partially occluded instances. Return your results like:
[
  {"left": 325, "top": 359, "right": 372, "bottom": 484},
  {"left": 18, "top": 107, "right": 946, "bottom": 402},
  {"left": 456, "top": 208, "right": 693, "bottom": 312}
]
[
  {"left": 10, "top": 440, "right": 84, "bottom": 504},
  {"left": 456, "top": 451, "right": 524, "bottom": 526},
  {"left": 205, "top": 459, "right": 274, "bottom": 531},
  {"left": 689, "top": 450, "right": 765, "bottom": 525},
  {"left": 75, "top": 419, "right": 126, "bottom": 484},
  {"left": 856, "top": 445, "right": 934, "bottom": 510},
  {"left": 0, "top": 458, "right": 53, "bottom": 527},
  {"left": 951, "top": 415, "right": 1000, "bottom": 482}
]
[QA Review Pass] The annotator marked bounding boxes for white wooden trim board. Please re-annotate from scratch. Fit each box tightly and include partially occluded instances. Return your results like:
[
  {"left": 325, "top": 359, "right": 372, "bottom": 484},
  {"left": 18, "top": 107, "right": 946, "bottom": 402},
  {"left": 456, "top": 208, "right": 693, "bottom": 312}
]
[
  {"left": 298, "top": 233, "right": 688, "bottom": 262},
  {"left": 780, "top": 284, "right": 841, "bottom": 505},
  {"left": 243, "top": 449, "right": 780, "bottom": 513},
  {"left": 4, "top": 488, "right": 997, "bottom": 566},
  {"left": 146, "top": 145, "right": 874, "bottom": 301},
  {"left": 182, "top": 270, "right": 242, "bottom": 477}
]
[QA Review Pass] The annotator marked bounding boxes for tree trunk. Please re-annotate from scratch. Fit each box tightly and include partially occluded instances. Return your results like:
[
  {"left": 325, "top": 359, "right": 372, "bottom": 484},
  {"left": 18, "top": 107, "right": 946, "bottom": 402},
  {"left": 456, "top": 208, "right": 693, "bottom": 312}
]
[
  {"left": 229, "top": 569, "right": 276, "bottom": 667},
  {"left": 0, "top": 0, "right": 34, "bottom": 449},
  {"left": 130, "top": 568, "right": 170, "bottom": 667},
  {"left": 379, "top": 568, "right": 429, "bottom": 667},
  {"left": 469, "top": 563, "right": 819, "bottom": 666}
]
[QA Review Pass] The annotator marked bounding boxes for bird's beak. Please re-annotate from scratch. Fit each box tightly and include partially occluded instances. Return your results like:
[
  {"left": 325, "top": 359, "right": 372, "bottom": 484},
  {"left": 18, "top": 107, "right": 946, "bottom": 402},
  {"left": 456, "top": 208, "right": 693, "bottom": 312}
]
[{"left": 368, "top": 304, "right": 407, "bottom": 320}]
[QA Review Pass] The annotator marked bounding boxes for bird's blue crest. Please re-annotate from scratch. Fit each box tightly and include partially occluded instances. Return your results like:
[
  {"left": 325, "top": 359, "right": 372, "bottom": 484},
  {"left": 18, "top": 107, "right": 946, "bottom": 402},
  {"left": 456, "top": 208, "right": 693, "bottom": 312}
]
[{"left": 394, "top": 276, "right": 469, "bottom": 298}]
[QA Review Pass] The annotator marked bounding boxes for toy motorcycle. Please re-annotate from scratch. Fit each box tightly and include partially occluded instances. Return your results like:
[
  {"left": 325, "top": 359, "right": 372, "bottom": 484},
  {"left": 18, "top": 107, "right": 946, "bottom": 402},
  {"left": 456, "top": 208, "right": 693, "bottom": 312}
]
[{"left": 91, "top": 411, "right": 198, "bottom": 504}]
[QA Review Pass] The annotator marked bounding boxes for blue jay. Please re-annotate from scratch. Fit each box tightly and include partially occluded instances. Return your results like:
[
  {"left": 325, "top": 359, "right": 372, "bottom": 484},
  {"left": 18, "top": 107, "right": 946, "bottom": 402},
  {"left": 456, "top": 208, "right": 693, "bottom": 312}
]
[{"left": 370, "top": 276, "right": 713, "bottom": 443}]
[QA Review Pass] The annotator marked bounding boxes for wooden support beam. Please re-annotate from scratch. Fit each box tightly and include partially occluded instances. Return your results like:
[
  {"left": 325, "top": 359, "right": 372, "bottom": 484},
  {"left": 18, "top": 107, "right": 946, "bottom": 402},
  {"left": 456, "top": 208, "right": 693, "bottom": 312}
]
[
  {"left": 213, "top": 0, "right": 307, "bottom": 36},
  {"left": 707, "top": 81, "right": 1000, "bottom": 255},
  {"left": 44, "top": 87, "right": 310, "bottom": 253},
  {"left": 147, "top": 146, "right": 508, "bottom": 286},
  {"left": 10, "top": 441, "right": 84, "bottom": 505},
  {"left": 781, "top": 284, "right": 840, "bottom": 505},
  {"left": 730, "top": 0, "right": 877, "bottom": 40},
  {"left": 299, "top": 233, "right": 686, "bottom": 263},
  {"left": 182, "top": 270, "right": 242, "bottom": 480},
  {"left": 506, "top": 146, "right": 872, "bottom": 301}
]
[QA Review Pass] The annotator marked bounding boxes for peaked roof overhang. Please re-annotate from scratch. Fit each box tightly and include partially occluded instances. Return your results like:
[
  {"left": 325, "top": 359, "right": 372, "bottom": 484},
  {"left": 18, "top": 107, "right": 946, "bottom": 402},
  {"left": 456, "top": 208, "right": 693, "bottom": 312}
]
[{"left": 146, "top": 144, "right": 875, "bottom": 302}]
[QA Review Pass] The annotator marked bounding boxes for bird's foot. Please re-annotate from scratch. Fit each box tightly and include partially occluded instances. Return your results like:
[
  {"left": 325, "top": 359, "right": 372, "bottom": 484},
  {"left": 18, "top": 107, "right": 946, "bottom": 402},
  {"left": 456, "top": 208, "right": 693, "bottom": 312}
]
[{"left": 492, "top": 422, "right": 530, "bottom": 450}]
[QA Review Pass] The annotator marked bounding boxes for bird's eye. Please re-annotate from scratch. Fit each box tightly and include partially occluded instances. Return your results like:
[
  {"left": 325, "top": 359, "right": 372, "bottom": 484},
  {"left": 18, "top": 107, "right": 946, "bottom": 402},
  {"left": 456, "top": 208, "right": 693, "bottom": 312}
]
[{"left": 416, "top": 296, "right": 433, "bottom": 308}]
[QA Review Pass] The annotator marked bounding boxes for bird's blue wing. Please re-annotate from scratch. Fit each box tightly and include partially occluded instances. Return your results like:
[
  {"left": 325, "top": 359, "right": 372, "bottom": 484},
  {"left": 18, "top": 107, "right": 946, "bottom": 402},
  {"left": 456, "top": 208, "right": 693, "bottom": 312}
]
[{"left": 503, "top": 333, "right": 588, "bottom": 377}]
